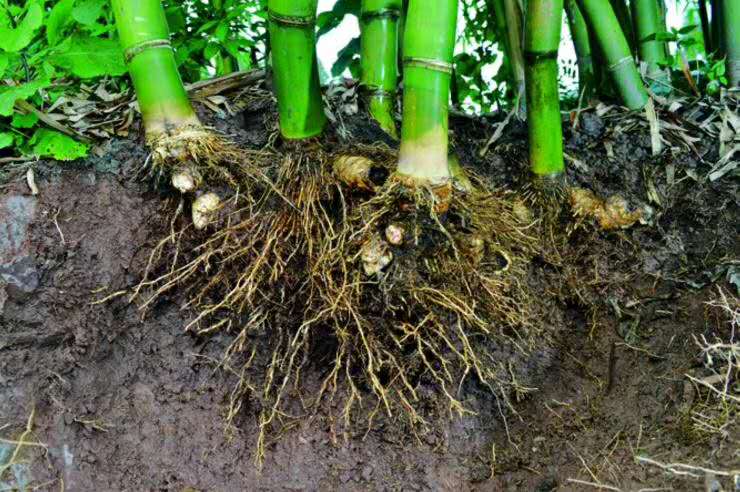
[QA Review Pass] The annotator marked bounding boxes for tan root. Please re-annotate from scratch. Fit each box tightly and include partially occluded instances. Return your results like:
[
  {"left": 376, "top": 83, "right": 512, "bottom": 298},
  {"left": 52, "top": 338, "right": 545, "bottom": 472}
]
[{"left": 134, "top": 146, "right": 546, "bottom": 467}]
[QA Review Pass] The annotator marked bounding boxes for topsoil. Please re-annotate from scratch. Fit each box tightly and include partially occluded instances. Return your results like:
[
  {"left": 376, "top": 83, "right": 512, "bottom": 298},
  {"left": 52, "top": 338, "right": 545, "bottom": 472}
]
[{"left": 1, "top": 77, "right": 738, "bottom": 491}]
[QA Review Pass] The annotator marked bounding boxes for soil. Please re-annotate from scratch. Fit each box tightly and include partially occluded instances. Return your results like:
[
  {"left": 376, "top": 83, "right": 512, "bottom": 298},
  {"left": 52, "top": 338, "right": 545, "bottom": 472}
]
[{"left": 1, "top": 79, "right": 738, "bottom": 491}]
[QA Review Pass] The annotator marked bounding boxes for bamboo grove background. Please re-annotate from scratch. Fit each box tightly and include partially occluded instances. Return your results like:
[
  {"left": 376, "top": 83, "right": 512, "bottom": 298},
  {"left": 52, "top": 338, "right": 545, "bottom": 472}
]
[{"left": 0, "top": 0, "right": 735, "bottom": 163}]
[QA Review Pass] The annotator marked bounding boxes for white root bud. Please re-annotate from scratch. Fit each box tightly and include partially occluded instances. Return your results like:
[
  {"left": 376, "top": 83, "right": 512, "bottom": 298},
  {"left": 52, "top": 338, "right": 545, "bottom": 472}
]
[
  {"left": 385, "top": 224, "right": 405, "bottom": 245},
  {"left": 361, "top": 234, "right": 393, "bottom": 276},
  {"left": 172, "top": 171, "right": 196, "bottom": 193},
  {"left": 192, "top": 192, "right": 221, "bottom": 230}
]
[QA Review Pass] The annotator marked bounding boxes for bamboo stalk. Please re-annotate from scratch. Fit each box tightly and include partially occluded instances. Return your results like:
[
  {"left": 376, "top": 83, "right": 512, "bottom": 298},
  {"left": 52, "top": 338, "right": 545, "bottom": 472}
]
[
  {"left": 360, "top": 0, "right": 402, "bottom": 138},
  {"left": 110, "top": 0, "right": 200, "bottom": 141},
  {"left": 488, "top": 0, "right": 526, "bottom": 102},
  {"left": 698, "top": 0, "right": 713, "bottom": 54},
  {"left": 525, "top": 0, "right": 564, "bottom": 178},
  {"left": 710, "top": 0, "right": 724, "bottom": 57},
  {"left": 721, "top": 0, "right": 739, "bottom": 87},
  {"left": 576, "top": 0, "right": 649, "bottom": 109},
  {"left": 565, "top": 0, "right": 595, "bottom": 98},
  {"left": 397, "top": 0, "right": 457, "bottom": 186},
  {"left": 268, "top": 0, "right": 326, "bottom": 139},
  {"left": 609, "top": 0, "right": 636, "bottom": 54},
  {"left": 633, "top": 0, "right": 670, "bottom": 93}
]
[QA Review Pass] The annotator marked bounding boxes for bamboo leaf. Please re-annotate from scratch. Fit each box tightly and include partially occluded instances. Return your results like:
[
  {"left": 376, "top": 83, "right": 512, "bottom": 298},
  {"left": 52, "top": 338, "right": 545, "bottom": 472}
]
[{"left": 48, "top": 35, "right": 126, "bottom": 78}]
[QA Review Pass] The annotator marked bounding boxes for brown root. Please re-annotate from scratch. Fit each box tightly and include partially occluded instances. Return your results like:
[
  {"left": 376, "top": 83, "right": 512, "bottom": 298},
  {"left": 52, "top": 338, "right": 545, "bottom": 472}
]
[
  {"left": 134, "top": 146, "right": 546, "bottom": 467},
  {"left": 145, "top": 124, "right": 259, "bottom": 189}
]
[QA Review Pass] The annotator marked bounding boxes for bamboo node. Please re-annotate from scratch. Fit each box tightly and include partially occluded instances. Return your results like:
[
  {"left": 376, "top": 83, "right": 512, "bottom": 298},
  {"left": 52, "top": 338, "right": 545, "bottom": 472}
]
[
  {"left": 403, "top": 57, "right": 454, "bottom": 75},
  {"left": 607, "top": 56, "right": 635, "bottom": 73},
  {"left": 124, "top": 39, "right": 172, "bottom": 64},
  {"left": 360, "top": 7, "right": 401, "bottom": 22},
  {"left": 267, "top": 9, "right": 315, "bottom": 27}
]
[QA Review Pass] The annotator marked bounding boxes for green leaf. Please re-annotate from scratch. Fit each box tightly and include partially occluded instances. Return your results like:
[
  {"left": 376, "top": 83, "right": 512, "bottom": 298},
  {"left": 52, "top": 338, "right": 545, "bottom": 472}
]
[
  {"left": 0, "top": 1, "right": 44, "bottom": 53},
  {"left": 0, "top": 132, "right": 14, "bottom": 150},
  {"left": 331, "top": 37, "right": 360, "bottom": 77},
  {"left": 49, "top": 35, "right": 126, "bottom": 78},
  {"left": 0, "top": 78, "right": 50, "bottom": 116},
  {"left": 0, "top": 52, "right": 7, "bottom": 77},
  {"left": 47, "top": 0, "right": 75, "bottom": 46},
  {"left": 29, "top": 129, "right": 88, "bottom": 161},
  {"left": 72, "top": 0, "right": 106, "bottom": 26},
  {"left": 11, "top": 112, "right": 38, "bottom": 128}
]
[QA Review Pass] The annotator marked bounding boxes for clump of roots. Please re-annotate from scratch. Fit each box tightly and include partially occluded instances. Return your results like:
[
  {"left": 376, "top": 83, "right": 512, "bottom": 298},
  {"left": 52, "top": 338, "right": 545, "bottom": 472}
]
[
  {"left": 144, "top": 124, "right": 258, "bottom": 190},
  {"left": 135, "top": 144, "right": 545, "bottom": 466}
]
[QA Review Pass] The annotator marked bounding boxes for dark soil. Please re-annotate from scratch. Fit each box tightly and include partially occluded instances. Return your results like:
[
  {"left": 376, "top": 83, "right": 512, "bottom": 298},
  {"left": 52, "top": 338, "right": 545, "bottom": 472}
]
[{"left": 1, "top": 80, "right": 738, "bottom": 491}]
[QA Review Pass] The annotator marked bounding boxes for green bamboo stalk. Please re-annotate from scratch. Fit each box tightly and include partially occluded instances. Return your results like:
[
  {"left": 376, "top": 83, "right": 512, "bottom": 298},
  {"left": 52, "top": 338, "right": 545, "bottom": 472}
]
[
  {"left": 360, "top": 0, "right": 402, "bottom": 138},
  {"left": 721, "top": 0, "right": 740, "bottom": 87},
  {"left": 698, "top": 0, "right": 713, "bottom": 55},
  {"left": 503, "top": 0, "right": 526, "bottom": 100},
  {"left": 633, "top": 0, "right": 670, "bottom": 93},
  {"left": 525, "top": 0, "right": 564, "bottom": 178},
  {"left": 488, "top": 0, "right": 526, "bottom": 101},
  {"left": 577, "top": 0, "right": 649, "bottom": 109},
  {"left": 268, "top": 0, "right": 326, "bottom": 139},
  {"left": 110, "top": 0, "right": 200, "bottom": 141},
  {"left": 397, "top": 0, "right": 457, "bottom": 186},
  {"left": 710, "top": 0, "right": 724, "bottom": 57},
  {"left": 609, "top": 0, "right": 636, "bottom": 54},
  {"left": 565, "top": 0, "right": 595, "bottom": 97}
]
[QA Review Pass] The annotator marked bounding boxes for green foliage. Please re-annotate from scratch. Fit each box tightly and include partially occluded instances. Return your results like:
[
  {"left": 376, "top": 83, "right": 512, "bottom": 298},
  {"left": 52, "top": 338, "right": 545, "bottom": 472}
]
[
  {"left": 0, "top": 0, "right": 125, "bottom": 161},
  {"left": 162, "top": 0, "right": 268, "bottom": 81}
]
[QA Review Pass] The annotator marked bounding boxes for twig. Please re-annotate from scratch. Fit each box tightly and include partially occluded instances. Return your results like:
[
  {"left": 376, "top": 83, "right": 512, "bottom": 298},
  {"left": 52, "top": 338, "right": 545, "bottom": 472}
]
[
  {"left": 636, "top": 455, "right": 740, "bottom": 478},
  {"left": 53, "top": 208, "right": 65, "bottom": 245},
  {"left": 565, "top": 478, "right": 622, "bottom": 491}
]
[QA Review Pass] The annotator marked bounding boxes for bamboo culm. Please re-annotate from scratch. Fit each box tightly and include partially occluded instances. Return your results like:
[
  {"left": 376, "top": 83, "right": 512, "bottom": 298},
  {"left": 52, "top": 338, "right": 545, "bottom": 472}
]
[
  {"left": 360, "top": 0, "right": 403, "bottom": 138},
  {"left": 576, "top": 0, "right": 648, "bottom": 110},
  {"left": 524, "top": 0, "right": 565, "bottom": 178},
  {"left": 698, "top": 0, "right": 713, "bottom": 54},
  {"left": 609, "top": 0, "right": 637, "bottom": 54},
  {"left": 632, "top": 0, "right": 671, "bottom": 93},
  {"left": 721, "top": 0, "right": 740, "bottom": 87},
  {"left": 565, "top": 0, "right": 595, "bottom": 98},
  {"left": 268, "top": 0, "right": 326, "bottom": 139},
  {"left": 397, "top": 0, "right": 457, "bottom": 186},
  {"left": 110, "top": 0, "right": 200, "bottom": 142}
]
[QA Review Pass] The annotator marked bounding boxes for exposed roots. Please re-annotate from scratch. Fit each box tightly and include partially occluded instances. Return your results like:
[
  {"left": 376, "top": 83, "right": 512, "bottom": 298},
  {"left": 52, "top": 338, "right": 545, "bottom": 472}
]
[
  {"left": 144, "top": 124, "right": 258, "bottom": 189},
  {"left": 135, "top": 145, "right": 546, "bottom": 466}
]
